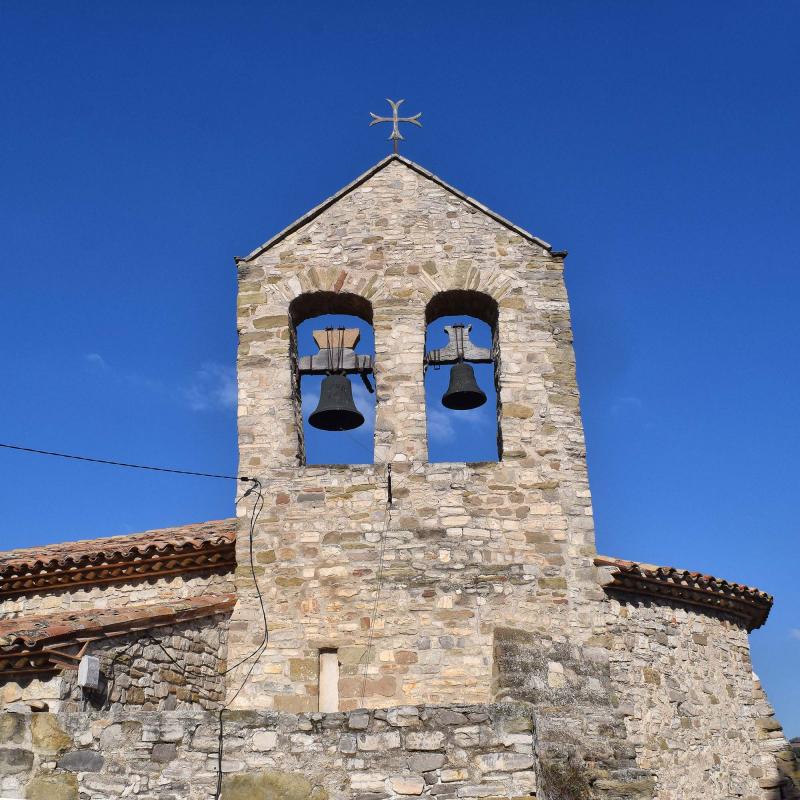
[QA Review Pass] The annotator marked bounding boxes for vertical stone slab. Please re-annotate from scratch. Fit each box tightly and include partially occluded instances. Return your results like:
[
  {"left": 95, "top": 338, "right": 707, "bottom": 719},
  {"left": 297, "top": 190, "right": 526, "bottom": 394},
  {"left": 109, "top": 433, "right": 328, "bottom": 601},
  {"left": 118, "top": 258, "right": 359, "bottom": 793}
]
[{"left": 318, "top": 651, "right": 339, "bottom": 713}]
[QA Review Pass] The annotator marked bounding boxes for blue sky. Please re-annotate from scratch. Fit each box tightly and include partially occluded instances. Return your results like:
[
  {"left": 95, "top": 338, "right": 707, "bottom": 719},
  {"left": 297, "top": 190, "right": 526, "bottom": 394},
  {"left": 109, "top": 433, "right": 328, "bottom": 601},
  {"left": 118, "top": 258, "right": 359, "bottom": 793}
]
[{"left": 0, "top": 2, "right": 797, "bottom": 733}]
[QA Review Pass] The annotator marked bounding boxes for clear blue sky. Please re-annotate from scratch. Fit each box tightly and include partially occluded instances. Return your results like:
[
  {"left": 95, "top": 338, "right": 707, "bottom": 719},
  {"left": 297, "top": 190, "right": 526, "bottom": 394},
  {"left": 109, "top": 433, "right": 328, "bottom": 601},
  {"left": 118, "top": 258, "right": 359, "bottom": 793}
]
[{"left": 1, "top": 2, "right": 797, "bottom": 733}]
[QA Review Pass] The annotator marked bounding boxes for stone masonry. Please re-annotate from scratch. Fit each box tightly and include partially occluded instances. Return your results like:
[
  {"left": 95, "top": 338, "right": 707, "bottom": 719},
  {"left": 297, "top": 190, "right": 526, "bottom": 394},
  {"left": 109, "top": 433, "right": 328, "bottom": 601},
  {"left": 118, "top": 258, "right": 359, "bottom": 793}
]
[{"left": 0, "top": 704, "right": 539, "bottom": 800}]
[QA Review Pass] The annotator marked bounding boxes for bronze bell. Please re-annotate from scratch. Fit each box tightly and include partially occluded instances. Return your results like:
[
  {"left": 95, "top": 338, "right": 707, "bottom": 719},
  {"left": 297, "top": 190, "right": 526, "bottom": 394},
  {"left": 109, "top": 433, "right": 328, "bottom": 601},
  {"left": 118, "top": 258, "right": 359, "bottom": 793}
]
[
  {"left": 441, "top": 362, "right": 487, "bottom": 410},
  {"left": 308, "top": 374, "right": 365, "bottom": 431}
]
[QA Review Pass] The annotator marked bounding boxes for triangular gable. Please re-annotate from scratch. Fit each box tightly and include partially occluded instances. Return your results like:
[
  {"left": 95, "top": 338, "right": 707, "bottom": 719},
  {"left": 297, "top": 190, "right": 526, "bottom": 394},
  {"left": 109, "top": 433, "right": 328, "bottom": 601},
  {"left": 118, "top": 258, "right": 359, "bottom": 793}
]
[{"left": 237, "top": 154, "right": 560, "bottom": 263}]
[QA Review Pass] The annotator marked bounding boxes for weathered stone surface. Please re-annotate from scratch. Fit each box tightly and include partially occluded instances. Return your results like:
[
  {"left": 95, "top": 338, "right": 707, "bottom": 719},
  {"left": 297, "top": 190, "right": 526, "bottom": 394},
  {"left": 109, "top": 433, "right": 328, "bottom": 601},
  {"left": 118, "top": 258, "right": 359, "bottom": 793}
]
[
  {"left": 389, "top": 774, "right": 425, "bottom": 795},
  {"left": 222, "top": 770, "right": 327, "bottom": 800},
  {"left": 475, "top": 751, "right": 534, "bottom": 772},
  {"left": 30, "top": 714, "right": 72, "bottom": 754},
  {"left": 407, "top": 752, "right": 446, "bottom": 772},
  {"left": 358, "top": 730, "right": 401, "bottom": 751},
  {"left": 24, "top": 774, "right": 78, "bottom": 800},
  {"left": 0, "top": 746, "right": 33, "bottom": 774},
  {"left": 405, "top": 731, "right": 445, "bottom": 751},
  {"left": 0, "top": 712, "right": 26, "bottom": 744},
  {"left": 150, "top": 742, "right": 177, "bottom": 763},
  {"left": 252, "top": 731, "right": 278, "bottom": 751},
  {"left": 0, "top": 706, "right": 541, "bottom": 800},
  {"left": 57, "top": 750, "right": 104, "bottom": 772},
  {"left": 99, "top": 721, "right": 142, "bottom": 749}
]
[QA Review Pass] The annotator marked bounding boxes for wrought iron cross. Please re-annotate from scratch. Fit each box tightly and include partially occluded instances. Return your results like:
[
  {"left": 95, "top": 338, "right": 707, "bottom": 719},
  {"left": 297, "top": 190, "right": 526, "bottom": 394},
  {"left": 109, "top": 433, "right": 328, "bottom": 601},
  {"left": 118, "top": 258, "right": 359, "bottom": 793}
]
[{"left": 369, "top": 98, "right": 422, "bottom": 154}]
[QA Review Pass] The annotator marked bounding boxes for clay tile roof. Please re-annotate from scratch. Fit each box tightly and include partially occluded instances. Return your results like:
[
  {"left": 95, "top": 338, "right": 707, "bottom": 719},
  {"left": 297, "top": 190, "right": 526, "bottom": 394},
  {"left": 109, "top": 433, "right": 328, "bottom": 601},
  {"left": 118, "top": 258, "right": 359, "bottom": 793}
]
[
  {"left": 0, "top": 519, "right": 237, "bottom": 598},
  {"left": 0, "top": 594, "right": 236, "bottom": 676},
  {"left": 595, "top": 555, "right": 773, "bottom": 632}
]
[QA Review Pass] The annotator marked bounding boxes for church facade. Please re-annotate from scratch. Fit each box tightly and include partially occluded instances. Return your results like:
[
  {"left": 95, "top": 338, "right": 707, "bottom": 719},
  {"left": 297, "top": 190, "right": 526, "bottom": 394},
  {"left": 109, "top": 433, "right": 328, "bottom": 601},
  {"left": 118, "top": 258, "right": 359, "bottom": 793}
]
[{"left": 1, "top": 155, "right": 797, "bottom": 799}]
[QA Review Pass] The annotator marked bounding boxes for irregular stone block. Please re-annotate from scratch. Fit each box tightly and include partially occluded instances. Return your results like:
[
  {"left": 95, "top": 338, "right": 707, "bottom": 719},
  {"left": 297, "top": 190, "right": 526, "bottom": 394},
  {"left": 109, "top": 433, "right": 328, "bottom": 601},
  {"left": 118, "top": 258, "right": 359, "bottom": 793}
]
[
  {"left": 475, "top": 751, "right": 534, "bottom": 772},
  {"left": 57, "top": 749, "right": 105, "bottom": 772},
  {"left": 0, "top": 746, "right": 33, "bottom": 774},
  {"left": 98, "top": 721, "right": 143, "bottom": 749},
  {"left": 0, "top": 713, "right": 27, "bottom": 745},
  {"left": 157, "top": 721, "right": 186, "bottom": 743},
  {"left": 453, "top": 726, "right": 481, "bottom": 748},
  {"left": 407, "top": 752, "right": 446, "bottom": 772},
  {"left": 440, "top": 768, "right": 469, "bottom": 782},
  {"left": 222, "top": 770, "right": 328, "bottom": 799},
  {"left": 433, "top": 710, "right": 468, "bottom": 726},
  {"left": 30, "top": 714, "right": 72, "bottom": 754},
  {"left": 389, "top": 774, "right": 425, "bottom": 795},
  {"left": 404, "top": 731, "right": 445, "bottom": 751},
  {"left": 358, "top": 730, "right": 401, "bottom": 751},
  {"left": 24, "top": 774, "right": 78, "bottom": 800},
  {"left": 151, "top": 742, "right": 177, "bottom": 763},
  {"left": 252, "top": 731, "right": 278, "bottom": 751},
  {"left": 386, "top": 707, "right": 420, "bottom": 727},
  {"left": 349, "top": 772, "right": 386, "bottom": 793}
]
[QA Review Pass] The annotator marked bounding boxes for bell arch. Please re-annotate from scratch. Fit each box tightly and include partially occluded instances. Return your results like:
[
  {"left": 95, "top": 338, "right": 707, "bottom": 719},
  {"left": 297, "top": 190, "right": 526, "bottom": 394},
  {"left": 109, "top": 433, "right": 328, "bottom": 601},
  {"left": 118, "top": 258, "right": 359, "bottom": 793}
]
[
  {"left": 424, "top": 290, "right": 502, "bottom": 462},
  {"left": 289, "top": 292, "right": 375, "bottom": 465}
]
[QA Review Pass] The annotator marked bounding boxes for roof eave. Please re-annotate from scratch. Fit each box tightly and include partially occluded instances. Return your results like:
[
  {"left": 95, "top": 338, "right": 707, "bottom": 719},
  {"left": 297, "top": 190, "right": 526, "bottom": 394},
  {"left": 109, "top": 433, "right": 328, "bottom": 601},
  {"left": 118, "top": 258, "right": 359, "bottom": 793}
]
[{"left": 595, "top": 555, "right": 773, "bottom": 632}]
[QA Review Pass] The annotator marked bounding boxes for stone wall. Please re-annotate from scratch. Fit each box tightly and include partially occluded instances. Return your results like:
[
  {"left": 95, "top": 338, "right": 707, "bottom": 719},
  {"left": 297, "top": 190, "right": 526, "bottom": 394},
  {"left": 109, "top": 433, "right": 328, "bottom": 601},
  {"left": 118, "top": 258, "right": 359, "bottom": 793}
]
[
  {"left": 0, "top": 678, "right": 64, "bottom": 716},
  {"left": 230, "top": 157, "right": 604, "bottom": 714},
  {"left": 0, "top": 703, "right": 540, "bottom": 800},
  {"left": 0, "top": 570, "right": 234, "bottom": 619},
  {"left": 753, "top": 676, "right": 800, "bottom": 799},
  {"left": 1, "top": 615, "right": 229, "bottom": 714},
  {"left": 601, "top": 590, "right": 799, "bottom": 800},
  {"left": 492, "top": 625, "right": 655, "bottom": 794}
]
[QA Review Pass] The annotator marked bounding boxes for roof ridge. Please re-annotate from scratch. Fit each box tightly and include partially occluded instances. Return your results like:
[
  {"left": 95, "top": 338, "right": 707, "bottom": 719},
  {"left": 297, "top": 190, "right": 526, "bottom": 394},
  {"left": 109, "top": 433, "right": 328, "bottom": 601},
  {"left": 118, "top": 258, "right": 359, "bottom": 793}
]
[
  {"left": 0, "top": 519, "right": 238, "bottom": 599},
  {"left": 0, "top": 518, "right": 236, "bottom": 563}
]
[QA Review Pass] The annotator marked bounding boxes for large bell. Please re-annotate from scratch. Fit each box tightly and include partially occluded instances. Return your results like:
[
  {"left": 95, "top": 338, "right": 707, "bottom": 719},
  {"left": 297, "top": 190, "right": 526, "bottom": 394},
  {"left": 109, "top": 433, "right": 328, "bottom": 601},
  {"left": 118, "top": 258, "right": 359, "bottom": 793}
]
[
  {"left": 441, "top": 362, "right": 487, "bottom": 410},
  {"left": 308, "top": 374, "right": 365, "bottom": 431}
]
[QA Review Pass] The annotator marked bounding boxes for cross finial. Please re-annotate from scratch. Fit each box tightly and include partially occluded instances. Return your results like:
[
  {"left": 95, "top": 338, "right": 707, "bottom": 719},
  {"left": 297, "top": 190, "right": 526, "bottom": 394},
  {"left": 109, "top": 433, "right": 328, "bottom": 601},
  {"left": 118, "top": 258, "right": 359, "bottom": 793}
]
[{"left": 369, "top": 98, "right": 422, "bottom": 154}]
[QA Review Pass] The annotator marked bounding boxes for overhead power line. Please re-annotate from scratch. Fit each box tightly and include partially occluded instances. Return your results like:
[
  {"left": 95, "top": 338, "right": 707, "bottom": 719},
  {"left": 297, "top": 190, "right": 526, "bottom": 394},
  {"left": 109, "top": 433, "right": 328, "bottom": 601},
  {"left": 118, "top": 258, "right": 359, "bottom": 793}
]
[{"left": 0, "top": 442, "right": 245, "bottom": 482}]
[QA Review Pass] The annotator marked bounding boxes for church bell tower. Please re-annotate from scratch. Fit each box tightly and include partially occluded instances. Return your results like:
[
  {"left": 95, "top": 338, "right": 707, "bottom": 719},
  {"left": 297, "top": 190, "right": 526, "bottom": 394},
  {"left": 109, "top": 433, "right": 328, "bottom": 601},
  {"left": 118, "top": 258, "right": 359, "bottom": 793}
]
[{"left": 226, "top": 149, "right": 603, "bottom": 716}]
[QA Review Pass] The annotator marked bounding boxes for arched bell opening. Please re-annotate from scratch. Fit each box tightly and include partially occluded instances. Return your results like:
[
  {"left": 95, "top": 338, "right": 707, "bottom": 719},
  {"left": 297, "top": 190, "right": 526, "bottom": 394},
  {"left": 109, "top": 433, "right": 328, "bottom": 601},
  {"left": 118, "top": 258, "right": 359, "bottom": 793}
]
[
  {"left": 424, "top": 291, "right": 502, "bottom": 463},
  {"left": 289, "top": 293, "right": 375, "bottom": 466}
]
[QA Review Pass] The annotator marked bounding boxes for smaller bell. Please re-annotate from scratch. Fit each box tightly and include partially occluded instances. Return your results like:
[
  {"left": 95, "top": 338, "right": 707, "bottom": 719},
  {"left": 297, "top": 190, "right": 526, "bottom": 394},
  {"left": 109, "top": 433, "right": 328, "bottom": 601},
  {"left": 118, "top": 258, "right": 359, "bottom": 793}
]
[
  {"left": 441, "top": 362, "right": 487, "bottom": 410},
  {"left": 309, "top": 374, "right": 365, "bottom": 431}
]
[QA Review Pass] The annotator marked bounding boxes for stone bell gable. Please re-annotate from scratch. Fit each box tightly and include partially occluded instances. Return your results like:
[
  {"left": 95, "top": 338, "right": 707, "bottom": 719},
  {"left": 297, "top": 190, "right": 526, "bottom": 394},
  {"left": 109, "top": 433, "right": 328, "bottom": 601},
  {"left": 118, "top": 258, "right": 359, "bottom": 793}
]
[
  {"left": 236, "top": 154, "right": 572, "bottom": 469},
  {"left": 228, "top": 154, "right": 607, "bottom": 715}
]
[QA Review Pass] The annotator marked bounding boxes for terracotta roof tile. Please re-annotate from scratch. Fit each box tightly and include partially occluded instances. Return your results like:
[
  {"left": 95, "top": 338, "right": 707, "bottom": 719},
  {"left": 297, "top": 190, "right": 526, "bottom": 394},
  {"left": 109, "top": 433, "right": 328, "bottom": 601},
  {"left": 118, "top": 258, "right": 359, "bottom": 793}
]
[
  {"left": 0, "top": 519, "right": 236, "bottom": 598},
  {"left": 595, "top": 555, "right": 773, "bottom": 631},
  {"left": 0, "top": 594, "right": 236, "bottom": 676}
]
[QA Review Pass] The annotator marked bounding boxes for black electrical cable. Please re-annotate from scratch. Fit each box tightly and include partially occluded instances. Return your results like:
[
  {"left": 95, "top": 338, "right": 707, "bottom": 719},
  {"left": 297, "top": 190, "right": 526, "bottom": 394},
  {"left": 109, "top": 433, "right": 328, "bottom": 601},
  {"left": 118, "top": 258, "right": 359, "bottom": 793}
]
[
  {"left": 1, "top": 438, "right": 431, "bottom": 781},
  {"left": 0, "top": 442, "right": 245, "bottom": 481},
  {"left": 214, "top": 478, "right": 267, "bottom": 800}
]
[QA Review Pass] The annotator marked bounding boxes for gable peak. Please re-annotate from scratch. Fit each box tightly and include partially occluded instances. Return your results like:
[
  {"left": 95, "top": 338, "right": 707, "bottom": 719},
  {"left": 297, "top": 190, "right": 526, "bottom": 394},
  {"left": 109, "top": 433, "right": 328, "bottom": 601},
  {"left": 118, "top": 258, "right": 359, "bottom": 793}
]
[{"left": 237, "top": 154, "right": 560, "bottom": 263}]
